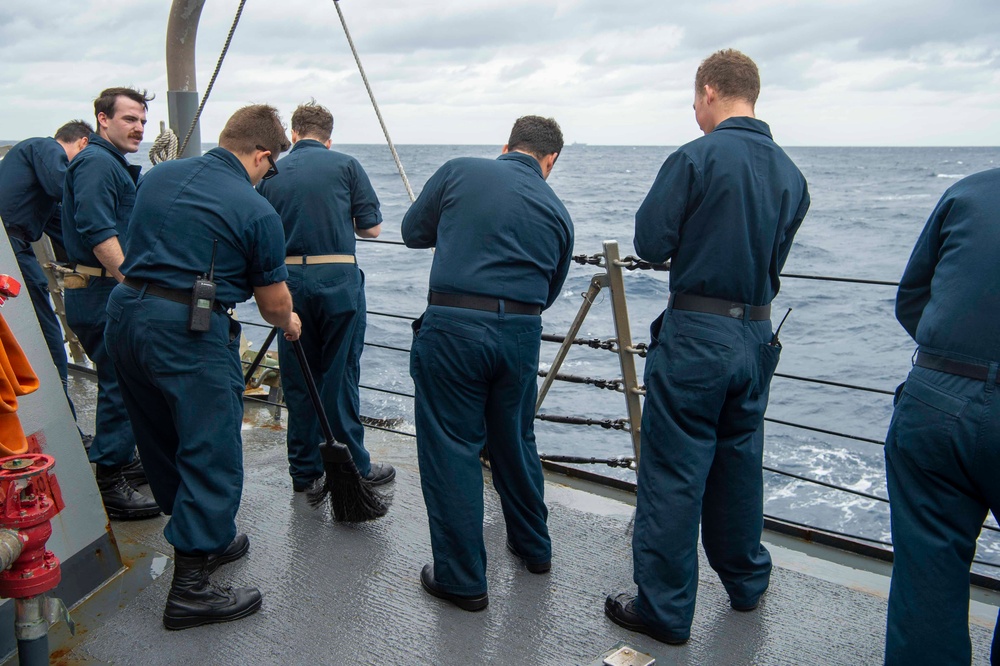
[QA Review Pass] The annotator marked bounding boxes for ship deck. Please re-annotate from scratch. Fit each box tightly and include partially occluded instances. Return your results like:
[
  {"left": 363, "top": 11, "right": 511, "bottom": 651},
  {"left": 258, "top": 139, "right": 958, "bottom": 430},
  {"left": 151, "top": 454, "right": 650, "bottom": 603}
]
[{"left": 32, "top": 372, "right": 999, "bottom": 665}]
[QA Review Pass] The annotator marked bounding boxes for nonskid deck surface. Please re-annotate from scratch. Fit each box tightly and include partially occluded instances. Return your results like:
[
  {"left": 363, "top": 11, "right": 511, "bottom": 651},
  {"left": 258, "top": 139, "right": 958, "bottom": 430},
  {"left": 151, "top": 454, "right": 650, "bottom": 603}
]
[{"left": 52, "top": 373, "right": 995, "bottom": 665}]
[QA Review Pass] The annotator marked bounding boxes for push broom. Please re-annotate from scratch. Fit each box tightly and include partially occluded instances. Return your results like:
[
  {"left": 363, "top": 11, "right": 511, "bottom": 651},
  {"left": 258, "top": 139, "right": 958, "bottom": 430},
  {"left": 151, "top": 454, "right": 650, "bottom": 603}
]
[{"left": 290, "top": 339, "right": 388, "bottom": 522}]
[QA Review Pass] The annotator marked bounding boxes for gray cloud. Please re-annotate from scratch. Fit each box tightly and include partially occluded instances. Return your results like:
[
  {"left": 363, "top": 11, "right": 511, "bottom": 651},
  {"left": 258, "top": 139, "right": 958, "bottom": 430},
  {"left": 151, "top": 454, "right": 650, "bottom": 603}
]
[{"left": 2, "top": 0, "right": 999, "bottom": 145}]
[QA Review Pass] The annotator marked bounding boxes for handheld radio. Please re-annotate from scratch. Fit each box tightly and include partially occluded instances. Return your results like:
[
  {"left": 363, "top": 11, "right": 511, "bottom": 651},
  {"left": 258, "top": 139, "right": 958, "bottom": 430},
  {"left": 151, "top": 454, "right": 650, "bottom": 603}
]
[{"left": 189, "top": 239, "right": 218, "bottom": 332}]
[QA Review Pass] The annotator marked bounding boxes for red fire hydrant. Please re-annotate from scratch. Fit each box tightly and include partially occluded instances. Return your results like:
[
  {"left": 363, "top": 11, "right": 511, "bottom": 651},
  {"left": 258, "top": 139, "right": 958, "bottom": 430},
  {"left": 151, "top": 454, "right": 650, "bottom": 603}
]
[{"left": 0, "top": 453, "right": 70, "bottom": 665}]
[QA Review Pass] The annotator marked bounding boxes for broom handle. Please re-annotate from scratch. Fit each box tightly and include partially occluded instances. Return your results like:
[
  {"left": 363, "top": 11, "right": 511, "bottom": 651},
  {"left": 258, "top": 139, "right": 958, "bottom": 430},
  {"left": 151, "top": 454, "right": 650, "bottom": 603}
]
[
  {"left": 290, "top": 339, "right": 337, "bottom": 446},
  {"left": 243, "top": 326, "right": 279, "bottom": 385}
]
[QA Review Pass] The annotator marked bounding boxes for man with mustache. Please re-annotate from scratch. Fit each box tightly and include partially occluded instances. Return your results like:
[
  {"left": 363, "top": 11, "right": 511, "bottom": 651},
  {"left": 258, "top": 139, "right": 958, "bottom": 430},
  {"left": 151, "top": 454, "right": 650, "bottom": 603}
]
[{"left": 62, "top": 87, "right": 159, "bottom": 520}]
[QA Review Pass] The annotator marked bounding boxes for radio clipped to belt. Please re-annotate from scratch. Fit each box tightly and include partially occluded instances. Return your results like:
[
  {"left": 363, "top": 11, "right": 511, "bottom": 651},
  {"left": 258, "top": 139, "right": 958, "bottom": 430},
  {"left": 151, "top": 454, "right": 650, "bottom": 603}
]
[
  {"left": 189, "top": 240, "right": 218, "bottom": 332},
  {"left": 770, "top": 308, "right": 793, "bottom": 348}
]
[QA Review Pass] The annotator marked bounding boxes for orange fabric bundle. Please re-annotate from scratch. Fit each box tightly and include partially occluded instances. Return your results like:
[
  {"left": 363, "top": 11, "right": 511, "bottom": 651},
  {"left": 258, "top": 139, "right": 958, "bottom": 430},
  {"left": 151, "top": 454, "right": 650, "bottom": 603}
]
[{"left": 0, "top": 314, "right": 39, "bottom": 455}]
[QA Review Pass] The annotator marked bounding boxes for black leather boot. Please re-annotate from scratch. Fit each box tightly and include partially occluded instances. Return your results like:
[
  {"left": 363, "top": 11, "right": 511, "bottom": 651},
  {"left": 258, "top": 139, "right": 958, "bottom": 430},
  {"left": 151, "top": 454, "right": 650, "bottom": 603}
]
[
  {"left": 121, "top": 456, "right": 147, "bottom": 486},
  {"left": 206, "top": 533, "right": 250, "bottom": 574},
  {"left": 163, "top": 551, "right": 262, "bottom": 631},
  {"left": 95, "top": 465, "right": 161, "bottom": 520}
]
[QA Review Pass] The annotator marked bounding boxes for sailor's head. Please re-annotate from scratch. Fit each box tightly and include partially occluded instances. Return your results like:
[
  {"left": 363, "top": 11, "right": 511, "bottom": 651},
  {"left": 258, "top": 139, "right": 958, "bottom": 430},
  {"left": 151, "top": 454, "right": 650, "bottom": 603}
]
[
  {"left": 693, "top": 49, "right": 760, "bottom": 134},
  {"left": 502, "top": 115, "right": 564, "bottom": 180},
  {"left": 94, "top": 87, "right": 153, "bottom": 154},
  {"left": 54, "top": 120, "right": 93, "bottom": 161},
  {"left": 219, "top": 104, "right": 291, "bottom": 185},
  {"left": 291, "top": 100, "right": 334, "bottom": 148}
]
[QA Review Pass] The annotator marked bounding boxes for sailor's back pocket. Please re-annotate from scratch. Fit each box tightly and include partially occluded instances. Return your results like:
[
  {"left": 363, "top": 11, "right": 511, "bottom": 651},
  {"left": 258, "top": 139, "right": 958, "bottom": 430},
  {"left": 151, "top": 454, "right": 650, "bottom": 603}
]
[
  {"left": 890, "top": 376, "right": 969, "bottom": 473},
  {"left": 664, "top": 320, "right": 735, "bottom": 391}
]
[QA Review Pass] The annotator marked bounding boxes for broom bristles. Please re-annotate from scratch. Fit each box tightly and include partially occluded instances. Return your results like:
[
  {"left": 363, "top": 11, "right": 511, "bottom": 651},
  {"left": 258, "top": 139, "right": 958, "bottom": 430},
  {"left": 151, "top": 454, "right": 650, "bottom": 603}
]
[{"left": 307, "top": 462, "right": 389, "bottom": 521}]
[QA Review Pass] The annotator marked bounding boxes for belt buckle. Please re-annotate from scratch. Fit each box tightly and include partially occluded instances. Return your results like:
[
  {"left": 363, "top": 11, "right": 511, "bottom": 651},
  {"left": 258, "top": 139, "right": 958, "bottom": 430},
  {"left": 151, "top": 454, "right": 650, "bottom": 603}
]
[{"left": 727, "top": 304, "right": 744, "bottom": 319}]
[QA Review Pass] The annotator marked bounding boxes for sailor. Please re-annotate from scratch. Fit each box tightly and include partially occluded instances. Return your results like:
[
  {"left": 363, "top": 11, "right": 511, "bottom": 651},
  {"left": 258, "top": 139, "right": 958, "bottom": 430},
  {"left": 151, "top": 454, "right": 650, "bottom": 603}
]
[
  {"left": 402, "top": 115, "right": 573, "bottom": 611},
  {"left": 105, "top": 104, "right": 300, "bottom": 629},
  {"left": 62, "top": 87, "right": 159, "bottom": 519},
  {"left": 884, "top": 170, "right": 1000, "bottom": 665},
  {"left": 605, "top": 49, "right": 810, "bottom": 644},
  {"left": 257, "top": 100, "right": 394, "bottom": 493},
  {"left": 0, "top": 120, "right": 91, "bottom": 429}
]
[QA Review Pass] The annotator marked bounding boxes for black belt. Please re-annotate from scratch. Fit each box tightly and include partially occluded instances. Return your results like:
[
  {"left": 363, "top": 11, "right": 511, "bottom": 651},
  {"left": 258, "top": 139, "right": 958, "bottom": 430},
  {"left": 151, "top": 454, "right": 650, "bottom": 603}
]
[
  {"left": 428, "top": 291, "right": 541, "bottom": 316},
  {"left": 670, "top": 293, "right": 771, "bottom": 321},
  {"left": 914, "top": 351, "right": 1000, "bottom": 382},
  {"left": 123, "top": 278, "right": 227, "bottom": 314}
]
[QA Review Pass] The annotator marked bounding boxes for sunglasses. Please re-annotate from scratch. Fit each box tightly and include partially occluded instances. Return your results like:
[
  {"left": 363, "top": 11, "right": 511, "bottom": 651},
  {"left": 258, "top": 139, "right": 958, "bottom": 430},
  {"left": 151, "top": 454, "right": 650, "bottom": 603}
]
[{"left": 255, "top": 145, "right": 278, "bottom": 180}]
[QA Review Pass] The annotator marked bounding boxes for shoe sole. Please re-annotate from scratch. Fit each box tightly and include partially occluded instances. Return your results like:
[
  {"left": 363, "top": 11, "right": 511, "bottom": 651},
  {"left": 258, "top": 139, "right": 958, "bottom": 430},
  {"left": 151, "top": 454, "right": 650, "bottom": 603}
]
[
  {"left": 604, "top": 597, "right": 688, "bottom": 645},
  {"left": 162, "top": 596, "right": 263, "bottom": 631},
  {"left": 366, "top": 469, "right": 396, "bottom": 487},
  {"left": 420, "top": 575, "right": 488, "bottom": 612},
  {"left": 106, "top": 507, "right": 162, "bottom": 520}
]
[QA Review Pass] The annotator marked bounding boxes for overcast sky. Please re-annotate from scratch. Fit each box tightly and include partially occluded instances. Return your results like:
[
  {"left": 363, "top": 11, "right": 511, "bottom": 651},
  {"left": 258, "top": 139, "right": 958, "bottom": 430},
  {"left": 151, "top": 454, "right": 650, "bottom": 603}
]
[{"left": 2, "top": 0, "right": 998, "bottom": 146}]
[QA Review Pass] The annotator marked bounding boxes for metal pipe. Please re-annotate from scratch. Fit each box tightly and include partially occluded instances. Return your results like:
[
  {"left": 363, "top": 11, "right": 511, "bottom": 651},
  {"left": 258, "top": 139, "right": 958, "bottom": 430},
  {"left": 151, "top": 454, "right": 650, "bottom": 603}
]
[
  {"left": 166, "top": 0, "right": 206, "bottom": 158},
  {"left": 15, "top": 597, "right": 47, "bottom": 666},
  {"left": 0, "top": 528, "right": 23, "bottom": 570}
]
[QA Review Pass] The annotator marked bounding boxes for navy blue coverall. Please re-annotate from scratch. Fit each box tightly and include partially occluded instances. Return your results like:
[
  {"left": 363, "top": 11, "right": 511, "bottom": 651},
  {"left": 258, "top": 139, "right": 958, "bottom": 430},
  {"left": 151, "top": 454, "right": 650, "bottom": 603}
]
[
  {"left": 885, "top": 168, "right": 1000, "bottom": 666},
  {"left": 106, "top": 147, "right": 287, "bottom": 554},
  {"left": 257, "top": 139, "right": 381, "bottom": 484},
  {"left": 632, "top": 117, "right": 809, "bottom": 641},
  {"left": 0, "top": 137, "right": 74, "bottom": 408},
  {"left": 401, "top": 152, "right": 574, "bottom": 596},
  {"left": 62, "top": 134, "right": 141, "bottom": 466}
]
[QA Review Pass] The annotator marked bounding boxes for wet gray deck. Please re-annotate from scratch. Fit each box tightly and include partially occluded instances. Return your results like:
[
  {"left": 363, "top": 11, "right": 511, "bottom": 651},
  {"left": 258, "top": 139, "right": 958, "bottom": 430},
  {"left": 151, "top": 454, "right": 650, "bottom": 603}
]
[{"left": 34, "top": 373, "right": 998, "bottom": 665}]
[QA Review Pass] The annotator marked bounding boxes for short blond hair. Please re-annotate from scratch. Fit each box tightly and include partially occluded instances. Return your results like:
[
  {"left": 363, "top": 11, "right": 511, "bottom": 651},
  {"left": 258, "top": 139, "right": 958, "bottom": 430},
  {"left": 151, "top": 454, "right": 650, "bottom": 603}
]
[{"left": 695, "top": 49, "right": 760, "bottom": 105}]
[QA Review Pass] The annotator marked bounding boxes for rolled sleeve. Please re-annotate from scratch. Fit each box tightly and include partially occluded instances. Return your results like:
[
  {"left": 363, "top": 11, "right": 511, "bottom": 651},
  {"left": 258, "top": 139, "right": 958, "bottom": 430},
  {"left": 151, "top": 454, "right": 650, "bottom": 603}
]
[
  {"left": 248, "top": 213, "right": 289, "bottom": 287},
  {"left": 68, "top": 160, "right": 120, "bottom": 251}
]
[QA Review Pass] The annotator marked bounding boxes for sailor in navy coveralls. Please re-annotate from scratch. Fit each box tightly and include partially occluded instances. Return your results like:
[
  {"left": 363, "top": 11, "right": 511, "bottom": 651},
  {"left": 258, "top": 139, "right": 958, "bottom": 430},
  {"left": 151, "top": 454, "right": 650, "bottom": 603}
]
[
  {"left": 61, "top": 88, "right": 160, "bottom": 519},
  {"left": 106, "top": 104, "right": 301, "bottom": 630},
  {"left": 884, "top": 169, "right": 1000, "bottom": 665},
  {"left": 257, "top": 101, "right": 394, "bottom": 493},
  {"left": 606, "top": 50, "right": 809, "bottom": 644},
  {"left": 0, "top": 121, "right": 90, "bottom": 420},
  {"left": 402, "top": 116, "right": 574, "bottom": 611}
]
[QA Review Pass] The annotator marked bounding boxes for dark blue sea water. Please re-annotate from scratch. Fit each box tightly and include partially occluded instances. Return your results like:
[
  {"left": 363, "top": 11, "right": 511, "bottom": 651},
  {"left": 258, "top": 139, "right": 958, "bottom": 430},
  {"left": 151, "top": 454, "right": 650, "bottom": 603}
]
[{"left": 132, "top": 143, "right": 1000, "bottom": 576}]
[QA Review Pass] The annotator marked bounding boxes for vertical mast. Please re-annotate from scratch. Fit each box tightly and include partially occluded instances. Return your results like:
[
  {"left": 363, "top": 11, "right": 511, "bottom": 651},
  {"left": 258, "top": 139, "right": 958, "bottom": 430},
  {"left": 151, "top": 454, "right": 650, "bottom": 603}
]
[{"left": 166, "top": 0, "right": 206, "bottom": 158}]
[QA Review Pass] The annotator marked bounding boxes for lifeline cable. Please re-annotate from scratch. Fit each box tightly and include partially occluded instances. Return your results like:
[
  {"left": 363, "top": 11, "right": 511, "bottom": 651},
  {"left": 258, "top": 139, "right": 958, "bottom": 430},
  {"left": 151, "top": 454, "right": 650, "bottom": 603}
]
[{"left": 332, "top": 0, "right": 415, "bottom": 203}]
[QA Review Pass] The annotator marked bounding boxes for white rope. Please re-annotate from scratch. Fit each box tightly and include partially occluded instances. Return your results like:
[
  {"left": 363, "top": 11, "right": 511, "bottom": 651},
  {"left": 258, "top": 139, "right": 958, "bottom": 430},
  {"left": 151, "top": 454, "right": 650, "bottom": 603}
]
[
  {"left": 149, "top": 121, "right": 179, "bottom": 165},
  {"left": 332, "top": 0, "right": 416, "bottom": 203}
]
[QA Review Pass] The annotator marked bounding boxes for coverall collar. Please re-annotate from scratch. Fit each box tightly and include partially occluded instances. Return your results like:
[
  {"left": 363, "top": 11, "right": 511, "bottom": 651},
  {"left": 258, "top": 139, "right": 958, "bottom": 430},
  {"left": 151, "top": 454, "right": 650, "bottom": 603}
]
[
  {"left": 290, "top": 139, "right": 327, "bottom": 153},
  {"left": 87, "top": 133, "right": 130, "bottom": 167},
  {"left": 712, "top": 116, "right": 772, "bottom": 140},
  {"left": 497, "top": 151, "right": 545, "bottom": 179},
  {"left": 206, "top": 147, "right": 253, "bottom": 184}
]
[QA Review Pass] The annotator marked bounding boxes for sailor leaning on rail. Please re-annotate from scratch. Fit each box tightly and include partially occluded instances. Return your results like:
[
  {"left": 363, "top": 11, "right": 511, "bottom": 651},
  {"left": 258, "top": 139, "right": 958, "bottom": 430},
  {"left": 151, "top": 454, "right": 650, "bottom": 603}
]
[
  {"left": 61, "top": 87, "right": 161, "bottom": 521},
  {"left": 401, "top": 115, "right": 574, "bottom": 612},
  {"left": 884, "top": 168, "right": 1000, "bottom": 665},
  {"left": 257, "top": 100, "right": 395, "bottom": 495},
  {"left": 605, "top": 49, "right": 810, "bottom": 645},
  {"left": 105, "top": 104, "right": 301, "bottom": 630},
  {"left": 0, "top": 119, "right": 92, "bottom": 440}
]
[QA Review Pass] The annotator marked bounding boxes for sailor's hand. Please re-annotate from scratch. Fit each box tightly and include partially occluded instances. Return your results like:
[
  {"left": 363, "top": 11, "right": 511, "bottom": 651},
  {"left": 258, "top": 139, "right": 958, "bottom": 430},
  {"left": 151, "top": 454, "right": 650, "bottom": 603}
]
[{"left": 283, "top": 313, "right": 302, "bottom": 341}]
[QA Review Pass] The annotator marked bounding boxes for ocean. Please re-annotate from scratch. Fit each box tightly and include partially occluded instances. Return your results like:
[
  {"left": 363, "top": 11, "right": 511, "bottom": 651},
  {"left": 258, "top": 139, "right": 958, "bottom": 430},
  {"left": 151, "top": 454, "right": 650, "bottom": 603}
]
[{"left": 103, "top": 141, "right": 1000, "bottom": 577}]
